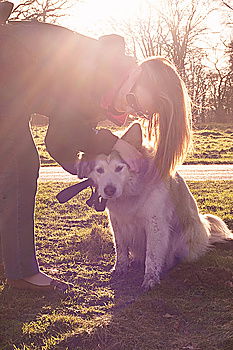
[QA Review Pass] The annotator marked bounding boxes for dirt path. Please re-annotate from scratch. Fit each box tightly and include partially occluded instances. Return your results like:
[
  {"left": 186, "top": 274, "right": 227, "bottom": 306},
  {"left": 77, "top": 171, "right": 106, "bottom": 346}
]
[{"left": 39, "top": 164, "right": 233, "bottom": 182}]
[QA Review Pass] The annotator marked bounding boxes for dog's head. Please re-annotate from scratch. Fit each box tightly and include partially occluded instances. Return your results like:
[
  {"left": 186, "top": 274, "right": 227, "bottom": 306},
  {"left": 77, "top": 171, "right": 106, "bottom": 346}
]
[
  {"left": 89, "top": 151, "right": 130, "bottom": 199},
  {"left": 76, "top": 123, "right": 143, "bottom": 199}
]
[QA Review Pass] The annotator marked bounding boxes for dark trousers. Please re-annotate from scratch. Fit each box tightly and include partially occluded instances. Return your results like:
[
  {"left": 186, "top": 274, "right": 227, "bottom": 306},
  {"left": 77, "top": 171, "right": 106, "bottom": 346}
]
[{"left": 0, "top": 118, "right": 40, "bottom": 279}]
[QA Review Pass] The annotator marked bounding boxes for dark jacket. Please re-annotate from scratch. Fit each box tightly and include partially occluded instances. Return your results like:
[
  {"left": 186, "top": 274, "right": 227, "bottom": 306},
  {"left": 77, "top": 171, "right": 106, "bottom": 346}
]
[{"left": 0, "top": 20, "right": 134, "bottom": 173}]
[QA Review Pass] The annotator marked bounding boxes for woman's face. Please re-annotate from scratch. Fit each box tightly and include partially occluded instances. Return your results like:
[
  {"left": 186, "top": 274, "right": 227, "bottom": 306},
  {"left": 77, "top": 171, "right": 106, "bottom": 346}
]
[
  {"left": 113, "top": 70, "right": 155, "bottom": 120},
  {"left": 130, "top": 83, "right": 155, "bottom": 119}
]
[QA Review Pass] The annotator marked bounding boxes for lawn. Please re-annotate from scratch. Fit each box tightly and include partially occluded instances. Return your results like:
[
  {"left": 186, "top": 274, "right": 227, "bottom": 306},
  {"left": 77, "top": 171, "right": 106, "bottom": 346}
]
[
  {"left": 0, "top": 181, "right": 232, "bottom": 350},
  {"left": 186, "top": 123, "right": 233, "bottom": 164},
  {"left": 31, "top": 122, "right": 233, "bottom": 166}
]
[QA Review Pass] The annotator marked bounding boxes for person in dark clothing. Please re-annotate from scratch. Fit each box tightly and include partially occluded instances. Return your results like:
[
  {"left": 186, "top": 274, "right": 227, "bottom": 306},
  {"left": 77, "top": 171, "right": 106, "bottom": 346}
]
[{"left": 0, "top": 2, "right": 192, "bottom": 291}]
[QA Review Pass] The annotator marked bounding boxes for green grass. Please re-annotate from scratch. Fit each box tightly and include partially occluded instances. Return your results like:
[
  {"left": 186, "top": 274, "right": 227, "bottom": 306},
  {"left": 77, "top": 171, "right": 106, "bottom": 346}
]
[
  {"left": 186, "top": 123, "right": 233, "bottom": 164},
  {"left": 31, "top": 123, "right": 233, "bottom": 166},
  {"left": 31, "top": 125, "right": 55, "bottom": 166},
  {"left": 0, "top": 181, "right": 232, "bottom": 350}
]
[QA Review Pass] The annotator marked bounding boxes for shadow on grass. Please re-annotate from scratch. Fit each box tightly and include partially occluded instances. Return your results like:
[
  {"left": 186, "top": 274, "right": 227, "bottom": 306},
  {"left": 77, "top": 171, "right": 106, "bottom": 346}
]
[
  {"left": 1, "top": 239, "right": 232, "bottom": 350},
  {"left": 57, "top": 240, "right": 233, "bottom": 350},
  {"left": 0, "top": 181, "right": 232, "bottom": 350}
]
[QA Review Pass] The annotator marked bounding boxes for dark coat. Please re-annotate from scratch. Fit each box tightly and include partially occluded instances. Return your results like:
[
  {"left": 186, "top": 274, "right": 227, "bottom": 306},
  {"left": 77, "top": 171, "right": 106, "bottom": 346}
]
[{"left": 0, "top": 20, "right": 134, "bottom": 173}]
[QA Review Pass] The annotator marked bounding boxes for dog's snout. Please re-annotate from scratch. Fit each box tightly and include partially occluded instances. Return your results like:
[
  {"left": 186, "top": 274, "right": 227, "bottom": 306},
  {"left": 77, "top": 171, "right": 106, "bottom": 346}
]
[{"left": 104, "top": 184, "right": 116, "bottom": 197}]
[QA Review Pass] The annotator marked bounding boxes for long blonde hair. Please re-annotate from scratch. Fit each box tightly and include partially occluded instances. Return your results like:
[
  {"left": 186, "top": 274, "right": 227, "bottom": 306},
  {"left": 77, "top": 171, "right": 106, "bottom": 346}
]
[{"left": 139, "top": 57, "right": 192, "bottom": 179}]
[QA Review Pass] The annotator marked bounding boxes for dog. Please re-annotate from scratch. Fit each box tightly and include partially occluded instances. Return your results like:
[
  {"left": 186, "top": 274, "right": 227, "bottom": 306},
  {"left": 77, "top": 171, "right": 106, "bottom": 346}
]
[{"left": 77, "top": 123, "right": 232, "bottom": 291}]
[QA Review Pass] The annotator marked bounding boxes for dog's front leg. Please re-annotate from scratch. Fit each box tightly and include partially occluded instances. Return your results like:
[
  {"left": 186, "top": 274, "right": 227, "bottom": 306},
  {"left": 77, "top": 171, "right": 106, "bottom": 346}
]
[
  {"left": 142, "top": 216, "right": 170, "bottom": 291},
  {"left": 109, "top": 216, "right": 129, "bottom": 276}
]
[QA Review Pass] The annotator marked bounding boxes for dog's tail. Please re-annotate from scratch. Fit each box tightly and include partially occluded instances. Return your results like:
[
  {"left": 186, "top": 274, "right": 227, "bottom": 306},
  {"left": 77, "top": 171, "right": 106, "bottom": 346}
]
[{"left": 202, "top": 214, "right": 233, "bottom": 244}]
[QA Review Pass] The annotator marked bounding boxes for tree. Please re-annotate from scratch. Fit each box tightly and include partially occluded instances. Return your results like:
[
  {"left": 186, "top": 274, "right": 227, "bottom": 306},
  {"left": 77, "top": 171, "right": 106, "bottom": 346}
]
[
  {"left": 9, "top": 0, "right": 72, "bottom": 23},
  {"left": 185, "top": 49, "right": 211, "bottom": 122},
  {"left": 115, "top": 0, "right": 219, "bottom": 122},
  {"left": 226, "top": 40, "right": 233, "bottom": 117},
  {"left": 156, "top": 0, "right": 217, "bottom": 78},
  {"left": 110, "top": 2, "right": 168, "bottom": 60},
  {"left": 222, "top": 0, "right": 233, "bottom": 11},
  {"left": 204, "top": 44, "right": 233, "bottom": 123},
  {"left": 229, "top": 40, "right": 233, "bottom": 70}
]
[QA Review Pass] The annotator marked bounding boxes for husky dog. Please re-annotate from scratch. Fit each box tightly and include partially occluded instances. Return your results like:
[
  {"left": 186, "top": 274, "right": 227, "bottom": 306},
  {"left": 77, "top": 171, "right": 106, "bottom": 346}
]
[{"left": 78, "top": 123, "right": 232, "bottom": 291}]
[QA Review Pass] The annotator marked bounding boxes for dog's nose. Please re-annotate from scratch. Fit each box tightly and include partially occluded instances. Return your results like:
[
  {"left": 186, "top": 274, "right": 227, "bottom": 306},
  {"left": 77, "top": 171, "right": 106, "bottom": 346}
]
[{"left": 104, "top": 184, "right": 116, "bottom": 197}]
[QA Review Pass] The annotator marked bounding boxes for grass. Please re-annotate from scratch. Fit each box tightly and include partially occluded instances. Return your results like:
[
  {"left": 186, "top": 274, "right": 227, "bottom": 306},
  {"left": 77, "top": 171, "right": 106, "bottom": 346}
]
[
  {"left": 186, "top": 123, "right": 233, "bottom": 164},
  {"left": 31, "top": 122, "right": 233, "bottom": 166},
  {"left": 0, "top": 180, "right": 232, "bottom": 350}
]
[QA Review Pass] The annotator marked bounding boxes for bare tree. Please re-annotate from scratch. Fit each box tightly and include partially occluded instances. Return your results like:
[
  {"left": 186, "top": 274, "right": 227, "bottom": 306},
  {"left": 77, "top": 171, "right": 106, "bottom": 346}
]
[
  {"left": 9, "top": 0, "right": 73, "bottom": 23},
  {"left": 222, "top": 0, "right": 233, "bottom": 11},
  {"left": 156, "top": 0, "right": 216, "bottom": 77},
  {"left": 114, "top": 0, "right": 221, "bottom": 122},
  {"left": 207, "top": 57, "right": 232, "bottom": 121},
  {"left": 109, "top": 2, "right": 169, "bottom": 61},
  {"left": 219, "top": 0, "right": 233, "bottom": 26},
  {"left": 126, "top": 7, "right": 169, "bottom": 60},
  {"left": 229, "top": 40, "right": 233, "bottom": 69},
  {"left": 185, "top": 49, "right": 211, "bottom": 122},
  {"left": 116, "top": 1, "right": 217, "bottom": 71},
  {"left": 226, "top": 40, "right": 233, "bottom": 117}
]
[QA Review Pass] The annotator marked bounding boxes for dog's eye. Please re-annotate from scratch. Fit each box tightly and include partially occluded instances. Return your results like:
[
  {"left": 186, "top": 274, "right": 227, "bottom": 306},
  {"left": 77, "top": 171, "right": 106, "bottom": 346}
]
[
  {"left": 96, "top": 167, "right": 104, "bottom": 174},
  {"left": 115, "top": 165, "right": 124, "bottom": 173}
]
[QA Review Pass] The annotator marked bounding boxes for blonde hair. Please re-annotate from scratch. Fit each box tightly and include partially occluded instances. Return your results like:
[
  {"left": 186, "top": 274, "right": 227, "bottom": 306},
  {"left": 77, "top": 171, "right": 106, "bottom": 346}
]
[{"left": 139, "top": 57, "right": 192, "bottom": 180}]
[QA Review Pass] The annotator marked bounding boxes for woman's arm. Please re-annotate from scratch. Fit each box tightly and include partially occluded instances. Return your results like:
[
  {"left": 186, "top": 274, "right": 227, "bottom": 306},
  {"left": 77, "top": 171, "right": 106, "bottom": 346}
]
[{"left": 45, "top": 117, "right": 118, "bottom": 174}]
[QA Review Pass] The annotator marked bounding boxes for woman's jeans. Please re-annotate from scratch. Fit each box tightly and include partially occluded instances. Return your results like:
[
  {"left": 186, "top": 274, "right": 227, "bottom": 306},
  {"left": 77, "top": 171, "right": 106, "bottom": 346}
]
[{"left": 0, "top": 119, "right": 40, "bottom": 279}]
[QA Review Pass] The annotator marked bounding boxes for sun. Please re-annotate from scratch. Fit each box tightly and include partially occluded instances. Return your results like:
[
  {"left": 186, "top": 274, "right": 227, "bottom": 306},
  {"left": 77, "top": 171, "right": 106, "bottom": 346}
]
[
  {"left": 11, "top": 0, "right": 156, "bottom": 38},
  {"left": 60, "top": 0, "right": 148, "bottom": 37}
]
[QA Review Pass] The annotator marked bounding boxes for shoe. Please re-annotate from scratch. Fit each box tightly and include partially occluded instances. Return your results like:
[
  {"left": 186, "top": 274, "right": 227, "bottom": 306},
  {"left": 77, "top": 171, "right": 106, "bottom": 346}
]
[{"left": 7, "top": 278, "right": 69, "bottom": 292}]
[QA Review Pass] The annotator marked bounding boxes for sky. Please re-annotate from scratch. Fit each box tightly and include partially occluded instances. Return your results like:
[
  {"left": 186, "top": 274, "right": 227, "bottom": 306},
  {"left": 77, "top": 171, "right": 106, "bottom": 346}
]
[
  {"left": 59, "top": 0, "right": 231, "bottom": 38},
  {"left": 11, "top": 0, "right": 233, "bottom": 67},
  {"left": 11, "top": 0, "right": 232, "bottom": 39},
  {"left": 60, "top": 0, "right": 151, "bottom": 37},
  {"left": 12, "top": 0, "right": 150, "bottom": 37},
  {"left": 60, "top": 0, "right": 232, "bottom": 68}
]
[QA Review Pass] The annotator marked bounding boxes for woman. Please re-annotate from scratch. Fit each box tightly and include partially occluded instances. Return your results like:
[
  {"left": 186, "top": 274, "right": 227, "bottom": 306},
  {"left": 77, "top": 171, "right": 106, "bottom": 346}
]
[{"left": 0, "top": 6, "right": 191, "bottom": 291}]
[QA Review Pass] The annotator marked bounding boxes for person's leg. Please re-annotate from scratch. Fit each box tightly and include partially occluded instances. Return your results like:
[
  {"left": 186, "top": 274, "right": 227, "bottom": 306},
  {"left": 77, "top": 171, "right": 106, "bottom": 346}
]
[
  {"left": 0, "top": 121, "right": 68, "bottom": 291},
  {"left": 0, "top": 122, "right": 40, "bottom": 279}
]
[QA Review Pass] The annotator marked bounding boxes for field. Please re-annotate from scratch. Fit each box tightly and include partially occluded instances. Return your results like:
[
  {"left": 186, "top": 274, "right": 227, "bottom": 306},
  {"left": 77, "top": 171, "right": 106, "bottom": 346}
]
[
  {"left": 31, "top": 122, "right": 233, "bottom": 166},
  {"left": 187, "top": 124, "right": 233, "bottom": 164},
  {"left": 0, "top": 180, "right": 232, "bottom": 350},
  {"left": 0, "top": 122, "right": 232, "bottom": 349}
]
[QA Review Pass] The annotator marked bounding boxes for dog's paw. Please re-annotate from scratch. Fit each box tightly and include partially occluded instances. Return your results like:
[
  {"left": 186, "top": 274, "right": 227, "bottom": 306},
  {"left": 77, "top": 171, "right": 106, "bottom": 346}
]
[{"left": 141, "top": 274, "right": 160, "bottom": 292}]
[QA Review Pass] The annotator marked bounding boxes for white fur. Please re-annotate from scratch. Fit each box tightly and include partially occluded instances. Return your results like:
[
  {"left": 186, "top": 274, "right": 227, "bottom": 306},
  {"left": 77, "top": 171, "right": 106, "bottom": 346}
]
[{"left": 86, "top": 149, "right": 232, "bottom": 291}]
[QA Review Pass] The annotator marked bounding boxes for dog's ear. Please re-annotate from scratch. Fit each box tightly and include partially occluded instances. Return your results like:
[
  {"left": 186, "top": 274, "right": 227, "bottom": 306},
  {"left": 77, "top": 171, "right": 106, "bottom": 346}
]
[
  {"left": 76, "top": 152, "right": 95, "bottom": 179},
  {"left": 121, "top": 123, "right": 142, "bottom": 150}
]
